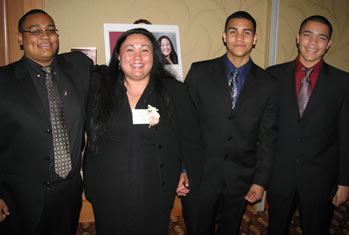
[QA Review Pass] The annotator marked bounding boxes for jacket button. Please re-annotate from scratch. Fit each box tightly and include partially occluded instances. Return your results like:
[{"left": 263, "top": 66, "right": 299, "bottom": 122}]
[
  {"left": 227, "top": 137, "right": 232, "bottom": 141},
  {"left": 161, "top": 181, "right": 166, "bottom": 186},
  {"left": 158, "top": 145, "right": 162, "bottom": 149},
  {"left": 46, "top": 129, "right": 51, "bottom": 133},
  {"left": 228, "top": 114, "right": 234, "bottom": 120},
  {"left": 224, "top": 154, "right": 228, "bottom": 160},
  {"left": 160, "top": 163, "right": 164, "bottom": 168}
]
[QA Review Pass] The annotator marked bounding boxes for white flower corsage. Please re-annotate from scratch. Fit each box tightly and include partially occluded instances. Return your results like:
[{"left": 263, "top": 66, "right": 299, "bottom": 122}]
[{"left": 147, "top": 105, "right": 160, "bottom": 128}]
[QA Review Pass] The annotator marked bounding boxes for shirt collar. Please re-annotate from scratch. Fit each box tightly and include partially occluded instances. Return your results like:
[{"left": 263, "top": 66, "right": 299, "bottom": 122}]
[
  {"left": 225, "top": 55, "right": 251, "bottom": 79},
  {"left": 23, "top": 56, "right": 56, "bottom": 74},
  {"left": 295, "top": 54, "right": 323, "bottom": 73}
]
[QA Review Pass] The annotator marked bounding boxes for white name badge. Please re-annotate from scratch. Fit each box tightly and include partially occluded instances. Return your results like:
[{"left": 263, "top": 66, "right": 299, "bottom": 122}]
[{"left": 132, "top": 109, "right": 150, "bottom": 125}]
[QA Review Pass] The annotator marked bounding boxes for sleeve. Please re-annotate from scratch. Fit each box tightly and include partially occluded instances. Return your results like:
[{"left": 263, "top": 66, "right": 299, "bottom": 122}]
[
  {"left": 80, "top": 53, "right": 95, "bottom": 152},
  {"left": 82, "top": 66, "right": 107, "bottom": 204},
  {"left": 254, "top": 78, "right": 279, "bottom": 188},
  {"left": 338, "top": 88, "right": 349, "bottom": 186},
  {"left": 174, "top": 84, "right": 204, "bottom": 193},
  {"left": 0, "top": 175, "right": 3, "bottom": 199},
  {"left": 184, "top": 63, "right": 200, "bottom": 107}
]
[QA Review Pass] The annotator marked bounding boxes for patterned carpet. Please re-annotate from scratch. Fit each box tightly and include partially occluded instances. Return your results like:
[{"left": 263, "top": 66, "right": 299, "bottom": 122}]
[{"left": 77, "top": 201, "right": 349, "bottom": 234}]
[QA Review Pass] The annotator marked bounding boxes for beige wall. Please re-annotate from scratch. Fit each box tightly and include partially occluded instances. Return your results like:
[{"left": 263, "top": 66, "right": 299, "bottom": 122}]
[
  {"left": 46, "top": 0, "right": 349, "bottom": 75},
  {"left": 277, "top": 0, "right": 349, "bottom": 72},
  {"left": 45, "top": 0, "right": 271, "bottom": 76}
]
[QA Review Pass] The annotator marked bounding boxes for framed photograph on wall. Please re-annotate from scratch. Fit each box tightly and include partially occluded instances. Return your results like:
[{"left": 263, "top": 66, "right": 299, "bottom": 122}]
[{"left": 104, "top": 23, "right": 183, "bottom": 82}]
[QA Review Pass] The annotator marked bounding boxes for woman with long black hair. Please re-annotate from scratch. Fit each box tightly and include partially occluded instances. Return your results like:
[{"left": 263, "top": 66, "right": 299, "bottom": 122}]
[
  {"left": 83, "top": 28, "right": 202, "bottom": 234},
  {"left": 158, "top": 35, "right": 178, "bottom": 64}
]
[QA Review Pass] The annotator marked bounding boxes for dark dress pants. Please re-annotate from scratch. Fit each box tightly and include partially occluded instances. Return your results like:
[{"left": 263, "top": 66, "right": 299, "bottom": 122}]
[
  {"left": 181, "top": 190, "right": 202, "bottom": 235},
  {"left": 182, "top": 181, "right": 247, "bottom": 235},
  {"left": 216, "top": 194, "right": 247, "bottom": 235},
  {"left": 268, "top": 191, "right": 334, "bottom": 235},
  {"left": 0, "top": 175, "right": 83, "bottom": 235}
]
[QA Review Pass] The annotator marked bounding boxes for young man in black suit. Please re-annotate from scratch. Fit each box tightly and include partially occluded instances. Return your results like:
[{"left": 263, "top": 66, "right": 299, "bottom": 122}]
[
  {"left": 180, "top": 11, "right": 279, "bottom": 235},
  {"left": 267, "top": 15, "right": 349, "bottom": 235},
  {"left": 0, "top": 9, "right": 93, "bottom": 235}
]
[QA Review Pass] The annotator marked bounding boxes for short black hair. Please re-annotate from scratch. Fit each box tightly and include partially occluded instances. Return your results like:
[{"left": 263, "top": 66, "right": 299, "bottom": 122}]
[
  {"left": 133, "top": 19, "right": 152, "bottom": 25},
  {"left": 18, "top": 9, "right": 54, "bottom": 32},
  {"left": 224, "top": 11, "right": 256, "bottom": 33},
  {"left": 299, "top": 15, "right": 333, "bottom": 40}
]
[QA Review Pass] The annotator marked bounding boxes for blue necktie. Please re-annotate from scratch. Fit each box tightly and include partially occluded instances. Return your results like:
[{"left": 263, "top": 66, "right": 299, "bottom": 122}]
[{"left": 229, "top": 69, "right": 239, "bottom": 109}]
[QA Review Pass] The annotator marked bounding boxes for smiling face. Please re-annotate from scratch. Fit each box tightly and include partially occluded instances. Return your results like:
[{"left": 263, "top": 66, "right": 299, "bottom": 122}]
[
  {"left": 223, "top": 18, "right": 257, "bottom": 66},
  {"left": 17, "top": 13, "right": 59, "bottom": 66},
  {"left": 118, "top": 33, "right": 153, "bottom": 83},
  {"left": 160, "top": 37, "right": 172, "bottom": 57},
  {"left": 297, "top": 20, "right": 332, "bottom": 68}
]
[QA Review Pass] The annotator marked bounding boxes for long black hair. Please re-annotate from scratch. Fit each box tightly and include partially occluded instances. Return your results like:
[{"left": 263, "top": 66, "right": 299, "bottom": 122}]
[
  {"left": 157, "top": 35, "right": 178, "bottom": 64},
  {"left": 88, "top": 28, "right": 176, "bottom": 151}
]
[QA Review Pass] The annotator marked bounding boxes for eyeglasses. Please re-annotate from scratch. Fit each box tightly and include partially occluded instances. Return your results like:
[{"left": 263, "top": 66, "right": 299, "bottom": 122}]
[{"left": 22, "top": 28, "right": 58, "bottom": 36}]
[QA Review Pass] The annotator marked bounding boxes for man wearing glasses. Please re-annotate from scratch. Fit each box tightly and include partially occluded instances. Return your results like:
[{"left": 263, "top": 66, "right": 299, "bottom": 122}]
[{"left": 0, "top": 9, "right": 93, "bottom": 235}]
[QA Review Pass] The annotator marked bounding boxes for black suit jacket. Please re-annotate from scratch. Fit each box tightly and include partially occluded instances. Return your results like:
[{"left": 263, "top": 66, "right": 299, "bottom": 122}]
[
  {"left": 267, "top": 60, "right": 349, "bottom": 202},
  {"left": 0, "top": 52, "right": 93, "bottom": 232},
  {"left": 185, "top": 55, "right": 279, "bottom": 196}
]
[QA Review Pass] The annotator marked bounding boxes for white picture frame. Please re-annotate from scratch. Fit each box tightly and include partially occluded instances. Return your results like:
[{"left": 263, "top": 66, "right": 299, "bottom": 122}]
[{"left": 104, "top": 23, "right": 184, "bottom": 82}]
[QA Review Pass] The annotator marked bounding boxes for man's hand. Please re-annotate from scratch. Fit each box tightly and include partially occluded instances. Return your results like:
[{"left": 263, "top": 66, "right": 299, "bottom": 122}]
[
  {"left": 245, "top": 184, "right": 264, "bottom": 203},
  {"left": 0, "top": 199, "right": 10, "bottom": 222},
  {"left": 176, "top": 172, "right": 190, "bottom": 197},
  {"left": 332, "top": 185, "right": 349, "bottom": 207}
]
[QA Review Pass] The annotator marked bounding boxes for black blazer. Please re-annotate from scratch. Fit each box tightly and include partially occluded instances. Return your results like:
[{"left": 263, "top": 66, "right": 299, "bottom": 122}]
[
  {"left": 267, "top": 60, "right": 349, "bottom": 202},
  {"left": 185, "top": 55, "right": 279, "bottom": 196},
  {"left": 0, "top": 52, "right": 93, "bottom": 231}
]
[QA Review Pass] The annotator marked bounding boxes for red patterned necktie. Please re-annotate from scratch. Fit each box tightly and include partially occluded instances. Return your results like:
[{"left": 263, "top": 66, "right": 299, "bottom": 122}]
[
  {"left": 298, "top": 67, "right": 314, "bottom": 117},
  {"left": 42, "top": 66, "right": 72, "bottom": 178}
]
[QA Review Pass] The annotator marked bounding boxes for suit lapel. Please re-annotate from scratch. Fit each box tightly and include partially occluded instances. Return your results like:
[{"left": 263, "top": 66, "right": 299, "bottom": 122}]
[
  {"left": 55, "top": 56, "right": 72, "bottom": 99},
  {"left": 55, "top": 55, "right": 83, "bottom": 132},
  {"left": 56, "top": 56, "right": 74, "bottom": 131},
  {"left": 234, "top": 62, "right": 259, "bottom": 110},
  {"left": 302, "top": 62, "right": 330, "bottom": 117},
  {"left": 14, "top": 59, "right": 49, "bottom": 122},
  {"left": 212, "top": 56, "right": 233, "bottom": 111},
  {"left": 280, "top": 61, "right": 301, "bottom": 119}
]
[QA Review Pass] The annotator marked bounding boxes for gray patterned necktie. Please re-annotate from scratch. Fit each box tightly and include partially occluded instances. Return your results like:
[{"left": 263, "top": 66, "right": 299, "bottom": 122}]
[
  {"left": 42, "top": 66, "right": 72, "bottom": 178},
  {"left": 298, "top": 67, "right": 314, "bottom": 117},
  {"left": 229, "top": 69, "right": 239, "bottom": 109}
]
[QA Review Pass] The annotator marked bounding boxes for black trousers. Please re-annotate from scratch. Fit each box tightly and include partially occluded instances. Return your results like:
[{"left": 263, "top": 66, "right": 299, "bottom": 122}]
[
  {"left": 0, "top": 175, "right": 83, "bottom": 235},
  {"left": 182, "top": 183, "right": 247, "bottom": 235},
  {"left": 268, "top": 191, "right": 334, "bottom": 235}
]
